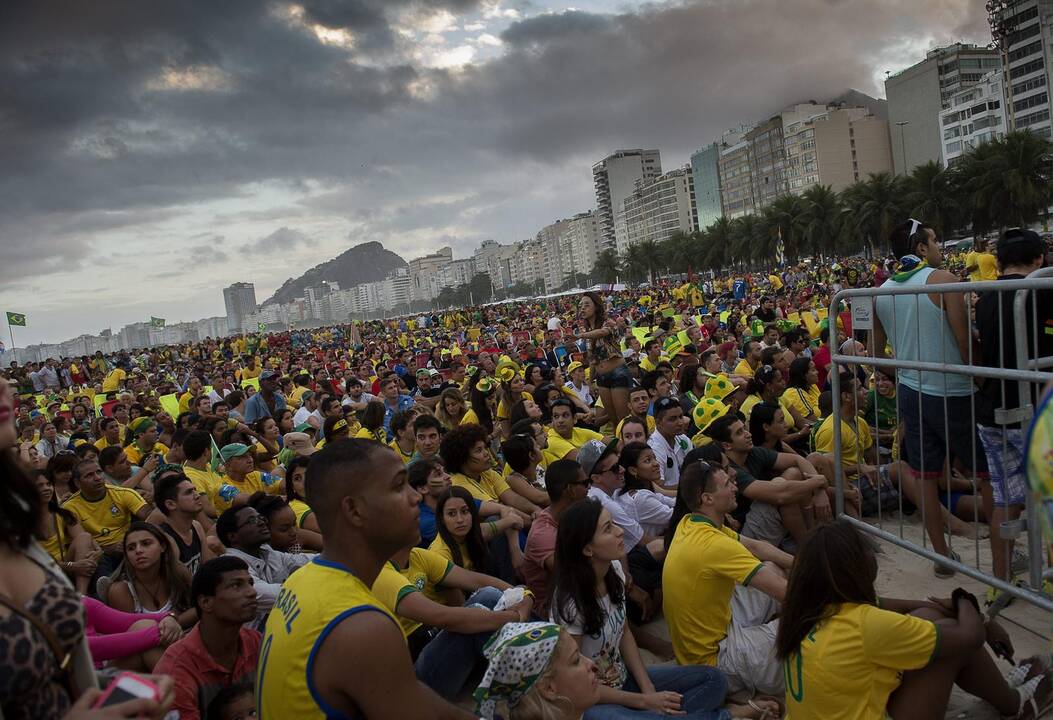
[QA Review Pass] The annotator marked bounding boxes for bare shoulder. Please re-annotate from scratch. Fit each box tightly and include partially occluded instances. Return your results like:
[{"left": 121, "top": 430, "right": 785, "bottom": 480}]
[{"left": 927, "top": 268, "right": 961, "bottom": 284}]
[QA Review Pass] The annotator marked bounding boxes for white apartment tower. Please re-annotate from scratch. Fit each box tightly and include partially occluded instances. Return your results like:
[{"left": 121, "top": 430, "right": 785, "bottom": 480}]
[
  {"left": 592, "top": 149, "right": 662, "bottom": 253},
  {"left": 991, "top": 0, "right": 1053, "bottom": 137},
  {"left": 222, "top": 282, "right": 257, "bottom": 334}
]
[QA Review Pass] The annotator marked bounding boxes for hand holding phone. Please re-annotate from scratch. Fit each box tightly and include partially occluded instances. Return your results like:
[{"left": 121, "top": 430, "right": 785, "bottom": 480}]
[{"left": 93, "top": 672, "right": 160, "bottom": 709}]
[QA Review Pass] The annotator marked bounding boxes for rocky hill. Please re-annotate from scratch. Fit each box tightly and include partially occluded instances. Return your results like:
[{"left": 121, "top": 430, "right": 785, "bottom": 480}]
[{"left": 262, "top": 241, "right": 408, "bottom": 306}]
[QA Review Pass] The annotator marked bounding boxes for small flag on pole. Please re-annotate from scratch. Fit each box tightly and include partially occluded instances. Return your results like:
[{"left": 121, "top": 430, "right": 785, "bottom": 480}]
[
  {"left": 150, "top": 317, "right": 166, "bottom": 329},
  {"left": 257, "top": 322, "right": 266, "bottom": 332},
  {"left": 6, "top": 312, "right": 26, "bottom": 327}
]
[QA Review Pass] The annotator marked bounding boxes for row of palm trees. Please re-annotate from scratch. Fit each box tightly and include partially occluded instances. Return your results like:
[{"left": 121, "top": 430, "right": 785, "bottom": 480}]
[{"left": 590, "top": 130, "right": 1052, "bottom": 285}]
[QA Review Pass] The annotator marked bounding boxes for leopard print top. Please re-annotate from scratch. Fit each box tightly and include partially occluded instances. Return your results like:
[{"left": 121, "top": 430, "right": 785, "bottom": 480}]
[{"left": 0, "top": 566, "right": 85, "bottom": 720}]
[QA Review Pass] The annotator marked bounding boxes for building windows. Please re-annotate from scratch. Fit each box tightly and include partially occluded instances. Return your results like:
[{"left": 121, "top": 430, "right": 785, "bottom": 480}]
[
  {"left": 1006, "top": 22, "right": 1041, "bottom": 47},
  {"left": 944, "top": 126, "right": 961, "bottom": 139},
  {"left": 1010, "top": 57, "right": 1044, "bottom": 79},
  {"left": 989, "top": 100, "right": 1001, "bottom": 110},
  {"left": 1005, "top": 5, "right": 1039, "bottom": 27},
  {"left": 1017, "top": 109, "right": 1051, "bottom": 127},
  {"left": 1012, "top": 75, "right": 1047, "bottom": 96},
  {"left": 961, "top": 73, "right": 983, "bottom": 83},
  {"left": 942, "top": 112, "right": 959, "bottom": 126},
  {"left": 1014, "top": 91, "right": 1048, "bottom": 113},
  {"left": 1008, "top": 40, "right": 1042, "bottom": 63},
  {"left": 946, "top": 141, "right": 963, "bottom": 153}
]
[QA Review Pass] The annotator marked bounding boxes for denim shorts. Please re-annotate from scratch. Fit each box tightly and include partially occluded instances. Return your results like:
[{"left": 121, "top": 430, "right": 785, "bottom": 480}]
[{"left": 595, "top": 362, "right": 633, "bottom": 389}]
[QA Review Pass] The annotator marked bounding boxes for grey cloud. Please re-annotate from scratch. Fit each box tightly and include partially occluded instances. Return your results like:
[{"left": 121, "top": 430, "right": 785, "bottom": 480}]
[
  {"left": 499, "top": 10, "right": 612, "bottom": 46},
  {"left": 242, "top": 227, "right": 312, "bottom": 252}
]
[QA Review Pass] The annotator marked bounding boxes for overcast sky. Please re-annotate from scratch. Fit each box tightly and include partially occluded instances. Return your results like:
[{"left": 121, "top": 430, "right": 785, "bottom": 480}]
[{"left": 1, "top": 0, "right": 989, "bottom": 345}]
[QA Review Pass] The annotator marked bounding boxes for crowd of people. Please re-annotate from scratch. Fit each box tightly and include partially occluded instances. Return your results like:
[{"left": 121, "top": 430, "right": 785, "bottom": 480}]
[{"left": 2, "top": 219, "right": 1052, "bottom": 719}]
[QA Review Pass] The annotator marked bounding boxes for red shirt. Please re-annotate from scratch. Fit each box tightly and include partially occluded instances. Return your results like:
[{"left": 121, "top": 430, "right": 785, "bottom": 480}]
[
  {"left": 154, "top": 625, "right": 261, "bottom": 720},
  {"left": 813, "top": 344, "right": 832, "bottom": 390},
  {"left": 522, "top": 508, "right": 559, "bottom": 615}
]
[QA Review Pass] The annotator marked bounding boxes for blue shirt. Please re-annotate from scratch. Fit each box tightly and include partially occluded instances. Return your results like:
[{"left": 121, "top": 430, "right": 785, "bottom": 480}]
[
  {"left": 383, "top": 395, "right": 415, "bottom": 435},
  {"left": 243, "top": 391, "right": 287, "bottom": 424}
]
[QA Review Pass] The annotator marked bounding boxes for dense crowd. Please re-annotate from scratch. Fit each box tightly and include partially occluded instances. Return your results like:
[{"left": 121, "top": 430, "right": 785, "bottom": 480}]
[{"left": 1, "top": 219, "right": 1052, "bottom": 720}]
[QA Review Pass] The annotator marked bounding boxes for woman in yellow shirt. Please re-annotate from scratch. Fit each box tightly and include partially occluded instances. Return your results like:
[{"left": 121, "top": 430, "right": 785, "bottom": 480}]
[
  {"left": 429, "top": 486, "right": 522, "bottom": 581},
  {"left": 782, "top": 356, "right": 821, "bottom": 431},
  {"left": 353, "top": 399, "right": 387, "bottom": 444},
  {"left": 776, "top": 520, "right": 1046, "bottom": 720},
  {"left": 34, "top": 472, "right": 100, "bottom": 595},
  {"left": 436, "top": 388, "right": 467, "bottom": 428},
  {"left": 496, "top": 370, "right": 531, "bottom": 440}
]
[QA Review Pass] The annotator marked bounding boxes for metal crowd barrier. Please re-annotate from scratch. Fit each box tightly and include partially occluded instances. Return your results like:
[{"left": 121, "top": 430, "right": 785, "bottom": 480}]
[{"left": 828, "top": 268, "right": 1053, "bottom": 612}]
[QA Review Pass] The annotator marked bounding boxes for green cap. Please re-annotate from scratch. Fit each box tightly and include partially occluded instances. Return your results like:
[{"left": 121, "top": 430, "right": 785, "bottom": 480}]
[{"left": 219, "top": 443, "right": 252, "bottom": 462}]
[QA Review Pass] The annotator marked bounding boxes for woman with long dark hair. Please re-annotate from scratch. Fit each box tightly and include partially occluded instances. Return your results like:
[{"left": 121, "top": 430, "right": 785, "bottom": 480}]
[
  {"left": 430, "top": 486, "right": 491, "bottom": 572},
  {"left": 46, "top": 452, "right": 79, "bottom": 503},
  {"left": 573, "top": 291, "right": 631, "bottom": 424},
  {"left": 463, "top": 377, "right": 498, "bottom": 437},
  {"left": 748, "top": 403, "right": 795, "bottom": 455},
  {"left": 550, "top": 499, "right": 730, "bottom": 719},
  {"left": 354, "top": 399, "right": 387, "bottom": 443},
  {"left": 776, "top": 520, "right": 1050, "bottom": 719},
  {"left": 34, "top": 472, "right": 101, "bottom": 595},
  {"left": 105, "top": 522, "right": 193, "bottom": 626},
  {"left": 252, "top": 416, "right": 281, "bottom": 471},
  {"left": 616, "top": 442, "right": 675, "bottom": 539},
  {"left": 782, "top": 357, "right": 820, "bottom": 431}
]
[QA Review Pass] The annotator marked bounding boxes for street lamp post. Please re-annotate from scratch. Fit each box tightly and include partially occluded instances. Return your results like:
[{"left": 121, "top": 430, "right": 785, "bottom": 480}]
[{"left": 895, "top": 120, "right": 910, "bottom": 175}]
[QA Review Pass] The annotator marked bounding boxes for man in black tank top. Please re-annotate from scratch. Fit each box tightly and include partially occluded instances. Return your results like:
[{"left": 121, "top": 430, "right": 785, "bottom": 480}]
[{"left": 154, "top": 471, "right": 214, "bottom": 576}]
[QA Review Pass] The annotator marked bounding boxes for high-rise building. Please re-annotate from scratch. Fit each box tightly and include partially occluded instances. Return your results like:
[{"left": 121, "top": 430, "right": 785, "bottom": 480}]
[
  {"left": 885, "top": 43, "right": 1002, "bottom": 173},
  {"left": 747, "top": 116, "right": 789, "bottom": 208},
  {"left": 690, "top": 143, "right": 722, "bottom": 230},
  {"left": 592, "top": 149, "right": 662, "bottom": 253},
  {"left": 940, "top": 70, "right": 1008, "bottom": 165},
  {"left": 784, "top": 104, "right": 893, "bottom": 193},
  {"left": 473, "top": 239, "right": 519, "bottom": 290},
  {"left": 223, "top": 282, "right": 257, "bottom": 334},
  {"left": 717, "top": 128, "right": 755, "bottom": 219},
  {"left": 991, "top": 0, "right": 1053, "bottom": 137},
  {"left": 408, "top": 247, "right": 453, "bottom": 303},
  {"left": 565, "top": 211, "right": 601, "bottom": 275},
  {"left": 622, "top": 166, "right": 698, "bottom": 249}
]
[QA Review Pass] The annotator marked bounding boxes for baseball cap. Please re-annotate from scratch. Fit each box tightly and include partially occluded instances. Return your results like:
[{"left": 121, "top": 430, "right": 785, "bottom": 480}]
[
  {"left": 416, "top": 368, "right": 431, "bottom": 378},
  {"left": 219, "top": 443, "right": 252, "bottom": 462},
  {"left": 566, "top": 361, "right": 584, "bottom": 374},
  {"left": 300, "top": 390, "right": 315, "bottom": 401},
  {"left": 577, "top": 438, "right": 620, "bottom": 478},
  {"left": 259, "top": 369, "right": 279, "bottom": 381},
  {"left": 653, "top": 396, "right": 681, "bottom": 418}
]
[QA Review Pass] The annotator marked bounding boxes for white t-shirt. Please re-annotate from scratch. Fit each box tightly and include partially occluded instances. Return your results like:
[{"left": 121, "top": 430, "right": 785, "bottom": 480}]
[
  {"left": 647, "top": 431, "right": 692, "bottom": 488},
  {"left": 547, "top": 316, "right": 562, "bottom": 332},
  {"left": 293, "top": 406, "right": 322, "bottom": 427},
  {"left": 551, "top": 561, "right": 627, "bottom": 689},
  {"left": 615, "top": 488, "right": 676, "bottom": 539},
  {"left": 342, "top": 392, "right": 376, "bottom": 407}
]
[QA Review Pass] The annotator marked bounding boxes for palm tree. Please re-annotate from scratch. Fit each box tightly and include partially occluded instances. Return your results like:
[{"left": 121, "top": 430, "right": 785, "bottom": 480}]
[
  {"left": 633, "top": 239, "right": 664, "bottom": 284},
  {"left": 730, "top": 214, "right": 765, "bottom": 268},
  {"left": 958, "top": 130, "right": 1053, "bottom": 233},
  {"left": 701, "top": 218, "right": 732, "bottom": 271},
  {"left": 799, "top": 185, "right": 842, "bottom": 259},
  {"left": 593, "top": 248, "right": 620, "bottom": 286},
  {"left": 661, "top": 231, "right": 699, "bottom": 276},
  {"left": 620, "top": 244, "right": 648, "bottom": 285},
  {"left": 763, "top": 195, "right": 804, "bottom": 261},
  {"left": 841, "top": 172, "right": 908, "bottom": 256},
  {"left": 905, "top": 160, "right": 958, "bottom": 240}
]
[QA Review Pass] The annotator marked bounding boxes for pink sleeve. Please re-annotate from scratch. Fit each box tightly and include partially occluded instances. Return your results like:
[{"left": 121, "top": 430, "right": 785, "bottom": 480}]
[
  {"left": 87, "top": 625, "right": 160, "bottom": 662},
  {"left": 83, "top": 596, "right": 168, "bottom": 633}
]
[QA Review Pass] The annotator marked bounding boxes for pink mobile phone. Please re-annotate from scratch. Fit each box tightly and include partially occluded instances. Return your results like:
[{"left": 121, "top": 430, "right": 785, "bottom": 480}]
[{"left": 93, "top": 671, "right": 161, "bottom": 708}]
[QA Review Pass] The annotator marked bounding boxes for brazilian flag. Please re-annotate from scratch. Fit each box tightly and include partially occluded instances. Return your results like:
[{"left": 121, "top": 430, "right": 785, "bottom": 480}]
[
  {"left": 150, "top": 317, "right": 166, "bottom": 329},
  {"left": 6, "top": 312, "right": 26, "bottom": 327}
]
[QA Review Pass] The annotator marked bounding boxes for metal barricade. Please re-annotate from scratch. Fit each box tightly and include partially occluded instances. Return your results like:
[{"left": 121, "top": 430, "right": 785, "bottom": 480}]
[{"left": 828, "top": 268, "right": 1053, "bottom": 612}]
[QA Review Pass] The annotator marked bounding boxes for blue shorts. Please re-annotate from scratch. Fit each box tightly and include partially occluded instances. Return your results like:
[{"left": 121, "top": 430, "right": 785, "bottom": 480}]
[
  {"left": 977, "top": 425, "right": 1027, "bottom": 506},
  {"left": 898, "top": 385, "right": 989, "bottom": 480}
]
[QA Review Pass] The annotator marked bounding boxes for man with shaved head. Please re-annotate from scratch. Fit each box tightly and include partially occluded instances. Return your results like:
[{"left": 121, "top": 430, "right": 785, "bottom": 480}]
[{"left": 256, "top": 439, "right": 474, "bottom": 719}]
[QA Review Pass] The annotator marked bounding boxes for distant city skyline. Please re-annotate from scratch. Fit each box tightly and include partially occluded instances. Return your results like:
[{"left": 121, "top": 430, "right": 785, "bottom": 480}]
[{"left": 0, "top": 0, "right": 989, "bottom": 345}]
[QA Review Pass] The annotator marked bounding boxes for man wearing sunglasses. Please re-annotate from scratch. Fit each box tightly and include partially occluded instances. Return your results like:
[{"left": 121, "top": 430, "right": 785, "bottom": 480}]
[{"left": 647, "top": 396, "right": 692, "bottom": 490}]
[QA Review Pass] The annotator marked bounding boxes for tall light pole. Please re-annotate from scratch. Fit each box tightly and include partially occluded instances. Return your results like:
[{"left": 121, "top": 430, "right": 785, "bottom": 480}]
[{"left": 895, "top": 120, "right": 910, "bottom": 175}]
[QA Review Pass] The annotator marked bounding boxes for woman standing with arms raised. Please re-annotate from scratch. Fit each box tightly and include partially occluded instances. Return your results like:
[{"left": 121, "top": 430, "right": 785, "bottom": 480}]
[{"left": 570, "top": 292, "right": 631, "bottom": 425}]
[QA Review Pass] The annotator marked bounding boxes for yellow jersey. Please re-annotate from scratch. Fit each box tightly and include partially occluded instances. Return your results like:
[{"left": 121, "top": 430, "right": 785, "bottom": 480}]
[
  {"left": 814, "top": 415, "right": 873, "bottom": 469},
  {"left": 546, "top": 426, "right": 603, "bottom": 460},
  {"left": 370, "top": 549, "right": 454, "bottom": 637},
  {"left": 39, "top": 514, "right": 72, "bottom": 564},
  {"left": 216, "top": 471, "right": 284, "bottom": 511},
  {"left": 428, "top": 533, "right": 474, "bottom": 571},
  {"left": 102, "top": 368, "right": 126, "bottom": 392},
  {"left": 782, "top": 385, "right": 821, "bottom": 422},
  {"left": 739, "top": 394, "right": 796, "bottom": 430},
  {"left": 389, "top": 439, "right": 413, "bottom": 464},
  {"left": 732, "top": 359, "right": 755, "bottom": 379},
  {"left": 966, "top": 250, "right": 998, "bottom": 282},
  {"left": 353, "top": 427, "right": 387, "bottom": 444},
  {"left": 124, "top": 442, "right": 170, "bottom": 466},
  {"left": 61, "top": 485, "right": 147, "bottom": 550},
  {"left": 289, "top": 498, "right": 314, "bottom": 529},
  {"left": 783, "top": 603, "right": 938, "bottom": 720},
  {"left": 256, "top": 558, "right": 402, "bottom": 720},
  {"left": 451, "top": 470, "right": 509, "bottom": 504},
  {"left": 182, "top": 464, "right": 225, "bottom": 511},
  {"left": 662, "top": 514, "right": 763, "bottom": 666},
  {"left": 460, "top": 408, "right": 480, "bottom": 425},
  {"left": 497, "top": 391, "right": 532, "bottom": 421}
]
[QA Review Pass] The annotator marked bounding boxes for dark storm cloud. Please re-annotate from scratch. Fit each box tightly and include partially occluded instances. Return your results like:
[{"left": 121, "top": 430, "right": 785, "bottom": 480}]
[
  {"left": 0, "top": 0, "right": 989, "bottom": 290},
  {"left": 242, "top": 227, "right": 313, "bottom": 252}
]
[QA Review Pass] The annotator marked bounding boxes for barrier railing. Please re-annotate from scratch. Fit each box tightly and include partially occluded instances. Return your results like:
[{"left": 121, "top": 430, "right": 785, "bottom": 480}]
[{"left": 828, "top": 269, "right": 1053, "bottom": 612}]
